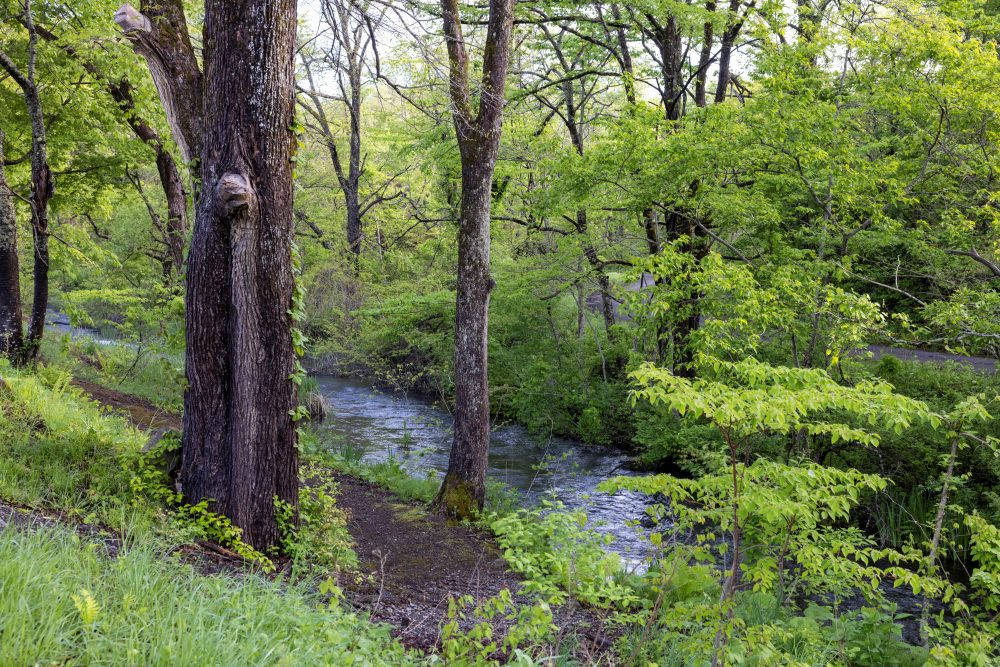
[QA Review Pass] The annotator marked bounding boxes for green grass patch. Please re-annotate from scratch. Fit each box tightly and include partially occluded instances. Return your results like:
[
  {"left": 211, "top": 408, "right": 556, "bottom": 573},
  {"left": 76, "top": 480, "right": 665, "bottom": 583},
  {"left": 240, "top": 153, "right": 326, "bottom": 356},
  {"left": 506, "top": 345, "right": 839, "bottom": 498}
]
[{"left": 0, "top": 527, "right": 416, "bottom": 666}]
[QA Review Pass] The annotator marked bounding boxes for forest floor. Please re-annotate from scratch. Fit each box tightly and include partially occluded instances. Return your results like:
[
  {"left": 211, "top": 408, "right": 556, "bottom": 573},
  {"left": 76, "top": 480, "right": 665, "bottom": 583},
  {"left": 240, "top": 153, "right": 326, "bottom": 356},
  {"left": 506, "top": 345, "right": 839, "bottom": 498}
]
[{"left": 67, "top": 379, "right": 614, "bottom": 656}]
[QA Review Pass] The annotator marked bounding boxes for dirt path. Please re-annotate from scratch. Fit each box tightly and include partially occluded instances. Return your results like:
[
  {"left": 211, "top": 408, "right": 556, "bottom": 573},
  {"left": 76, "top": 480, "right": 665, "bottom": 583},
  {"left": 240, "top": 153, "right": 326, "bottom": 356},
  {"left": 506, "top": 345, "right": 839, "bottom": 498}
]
[
  {"left": 0, "top": 500, "right": 122, "bottom": 556},
  {"left": 69, "top": 379, "right": 611, "bottom": 655},
  {"left": 72, "top": 378, "right": 183, "bottom": 430},
  {"left": 333, "top": 473, "right": 523, "bottom": 649}
]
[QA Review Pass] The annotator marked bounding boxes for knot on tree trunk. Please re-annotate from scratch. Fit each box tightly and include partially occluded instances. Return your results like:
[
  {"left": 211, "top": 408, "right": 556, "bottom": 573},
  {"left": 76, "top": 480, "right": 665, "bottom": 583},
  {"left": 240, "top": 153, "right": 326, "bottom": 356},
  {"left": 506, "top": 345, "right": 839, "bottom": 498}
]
[
  {"left": 217, "top": 173, "right": 254, "bottom": 213},
  {"left": 114, "top": 4, "right": 151, "bottom": 34}
]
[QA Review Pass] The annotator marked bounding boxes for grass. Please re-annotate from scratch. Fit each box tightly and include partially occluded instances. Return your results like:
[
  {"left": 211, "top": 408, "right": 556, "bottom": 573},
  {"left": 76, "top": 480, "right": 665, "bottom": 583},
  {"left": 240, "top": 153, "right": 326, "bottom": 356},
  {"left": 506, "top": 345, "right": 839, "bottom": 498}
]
[
  {"left": 40, "top": 333, "right": 185, "bottom": 412},
  {"left": 0, "top": 361, "right": 418, "bottom": 665},
  {"left": 0, "top": 528, "right": 416, "bottom": 666},
  {"left": 0, "top": 362, "right": 160, "bottom": 538}
]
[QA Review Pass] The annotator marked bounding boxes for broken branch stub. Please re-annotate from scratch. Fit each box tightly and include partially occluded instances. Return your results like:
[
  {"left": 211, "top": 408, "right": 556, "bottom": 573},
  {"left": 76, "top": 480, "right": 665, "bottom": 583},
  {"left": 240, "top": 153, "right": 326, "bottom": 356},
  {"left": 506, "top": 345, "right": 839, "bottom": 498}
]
[
  {"left": 113, "top": 4, "right": 151, "bottom": 34},
  {"left": 217, "top": 173, "right": 254, "bottom": 213}
]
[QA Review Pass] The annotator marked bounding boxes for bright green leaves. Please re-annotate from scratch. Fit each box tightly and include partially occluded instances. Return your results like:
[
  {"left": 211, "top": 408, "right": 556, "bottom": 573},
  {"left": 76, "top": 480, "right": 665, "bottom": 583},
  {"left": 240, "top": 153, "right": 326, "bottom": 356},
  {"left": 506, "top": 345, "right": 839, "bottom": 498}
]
[{"left": 629, "top": 354, "right": 935, "bottom": 442}]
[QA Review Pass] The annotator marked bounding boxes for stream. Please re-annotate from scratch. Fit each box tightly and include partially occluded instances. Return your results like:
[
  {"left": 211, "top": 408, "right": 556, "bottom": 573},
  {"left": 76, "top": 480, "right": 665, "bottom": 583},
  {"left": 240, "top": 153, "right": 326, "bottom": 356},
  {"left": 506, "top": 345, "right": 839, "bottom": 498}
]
[
  {"left": 311, "top": 375, "right": 654, "bottom": 566},
  {"left": 45, "top": 310, "right": 655, "bottom": 565},
  {"left": 47, "top": 311, "right": 954, "bottom": 636}
]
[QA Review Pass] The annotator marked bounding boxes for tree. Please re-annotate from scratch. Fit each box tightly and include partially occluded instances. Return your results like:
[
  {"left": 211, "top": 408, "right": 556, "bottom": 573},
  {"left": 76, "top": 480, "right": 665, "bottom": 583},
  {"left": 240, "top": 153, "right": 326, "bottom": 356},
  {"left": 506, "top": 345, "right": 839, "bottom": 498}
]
[
  {"left": 118, "top": 0, "right": 299, "bottom": 550},
  {"left": 33, "top": 21, "right": 188, "bottom": 280},
  {"left": 0, "top": 130, "right": 22, "bottom": 359},
  {"left": 435, "top": 0, "right": 516, "bottom": 518},
  {"left": 0, "top": 0, "right": 52, "bottom": 363},
  {"left": 297, "top": 0, "right": 383, "bottom": 269}
]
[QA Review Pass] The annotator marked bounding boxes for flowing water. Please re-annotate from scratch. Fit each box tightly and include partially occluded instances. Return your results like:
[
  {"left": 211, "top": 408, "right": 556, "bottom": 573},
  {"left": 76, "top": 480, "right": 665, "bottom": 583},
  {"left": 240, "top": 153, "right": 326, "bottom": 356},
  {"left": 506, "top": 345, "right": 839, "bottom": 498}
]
[{"left": 312, "top": 375, "right": 654, "bottom": 566}]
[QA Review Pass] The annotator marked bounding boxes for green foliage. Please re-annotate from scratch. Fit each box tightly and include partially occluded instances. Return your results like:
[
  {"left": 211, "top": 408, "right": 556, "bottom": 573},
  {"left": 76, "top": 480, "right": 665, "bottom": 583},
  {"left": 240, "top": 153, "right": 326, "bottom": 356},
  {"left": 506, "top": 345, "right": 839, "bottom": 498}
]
[
  {"left": 281, "top": 462, "right": 358, "bottom": 573},
  {"left": 128, "top": 429, "right": 272, "bottom": 568},
  {"left": 489, "top": 503, "right": 637, "bottom": 609},
  {"left": 436, "top": 589, "right": 557, "bottom": 666},
  {"left": 0, "top": 363, "right": 158, "bottom": 534},
  {"left": 0, "top": 528, "right": 416, "bottom": 666}
]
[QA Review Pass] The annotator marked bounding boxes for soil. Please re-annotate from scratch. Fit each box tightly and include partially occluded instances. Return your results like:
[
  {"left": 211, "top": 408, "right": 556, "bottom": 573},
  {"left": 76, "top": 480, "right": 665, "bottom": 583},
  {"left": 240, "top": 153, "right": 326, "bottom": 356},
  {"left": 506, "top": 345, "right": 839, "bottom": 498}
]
[
  {"left": 72, "top": 378, "right": 183, "bottom": 431},
  {"left": 54, "top": 378, "right": 617, "bottom": 659},
  {"left": 333, "top": 472, "right": 615, "bottom": 656}
]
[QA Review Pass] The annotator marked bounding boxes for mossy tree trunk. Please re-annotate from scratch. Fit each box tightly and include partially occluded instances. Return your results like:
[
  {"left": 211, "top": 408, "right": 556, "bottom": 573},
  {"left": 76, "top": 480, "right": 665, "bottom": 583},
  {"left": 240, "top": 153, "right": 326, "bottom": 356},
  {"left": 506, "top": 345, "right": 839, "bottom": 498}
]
[
  {"left": 0, "top": 133, "right": 23, "bottom": 361},
  {"left": 180, "top": 0, "right": 300, "bottom": 551},
  {"left": 434, "top": 0, "right": 515, "bottom": 519}
]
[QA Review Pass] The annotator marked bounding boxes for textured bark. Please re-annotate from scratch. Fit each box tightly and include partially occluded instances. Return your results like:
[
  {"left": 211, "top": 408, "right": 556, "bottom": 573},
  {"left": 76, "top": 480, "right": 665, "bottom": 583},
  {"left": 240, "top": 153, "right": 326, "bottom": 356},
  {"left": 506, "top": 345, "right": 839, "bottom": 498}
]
[
  {"left": 714, "top": 29, "right": 736, "bottom": 104},
  {"left": 179, "top": 0, "right": 299, "bottom": 550},
  {"left": 0, "top": 134, "right": 23, "bottom": 361},
  {"left": 435, "top": 0, "right": 515, "bottom": 519},
  {"left": 644, "top": 14, "right": 683, "bottom": 120},
  {"left": 115, "top": 1, "right": 203, "bottom": 166},
  {"left": 695, "top": 2, "right": 716, "bottom": 108},
  {"left": 0, "top": 6, "right": 52, "bottom": 363}
]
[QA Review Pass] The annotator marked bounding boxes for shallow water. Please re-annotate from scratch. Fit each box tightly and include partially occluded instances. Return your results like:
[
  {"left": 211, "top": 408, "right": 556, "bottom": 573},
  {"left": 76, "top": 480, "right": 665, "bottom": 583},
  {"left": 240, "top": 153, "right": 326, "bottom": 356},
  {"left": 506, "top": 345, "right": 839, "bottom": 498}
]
[{"left": 312, "top": 375, "right": 654, "bottom": 565}]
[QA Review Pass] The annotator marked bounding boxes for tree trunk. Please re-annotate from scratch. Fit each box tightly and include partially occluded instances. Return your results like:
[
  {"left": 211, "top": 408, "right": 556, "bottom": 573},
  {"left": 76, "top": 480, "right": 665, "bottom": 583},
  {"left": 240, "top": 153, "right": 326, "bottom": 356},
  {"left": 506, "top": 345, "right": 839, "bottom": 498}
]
[
  {"left": 0, "top": 134, "right": 23, "bottom": 361},
  {"left": 346, "top": 46, "right": 364, "bottom": 264},
  {"left": 438, "top": 155, "right": 495, "bottom": 517},
  {"left": 647, "top": 15, "right": 684, "bottom": 121},
  {"left": 180, "top": 0, "right": 299, "bottom": 551},
  {"left": 435, "top": 0, "right": 515, "bottom": 519},
  {"left": 155, "top": 147, "right": 187, "bottom": 276},
  {"left": 714, "top": 29, "right": 736, "bottom": 104},
  {"left": 115, "top": 1, "right": 203, "bottom": 166},
  {"left": 695, "top": 3, "right": 716, "bottom": 108}
]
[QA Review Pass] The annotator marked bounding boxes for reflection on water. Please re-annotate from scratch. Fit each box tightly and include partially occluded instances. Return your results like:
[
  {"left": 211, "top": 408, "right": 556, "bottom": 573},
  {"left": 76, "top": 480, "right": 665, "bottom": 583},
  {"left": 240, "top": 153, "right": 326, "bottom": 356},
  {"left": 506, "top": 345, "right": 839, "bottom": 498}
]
[{"left": 313, "top": 375, "right": 654, "bottom": 565}]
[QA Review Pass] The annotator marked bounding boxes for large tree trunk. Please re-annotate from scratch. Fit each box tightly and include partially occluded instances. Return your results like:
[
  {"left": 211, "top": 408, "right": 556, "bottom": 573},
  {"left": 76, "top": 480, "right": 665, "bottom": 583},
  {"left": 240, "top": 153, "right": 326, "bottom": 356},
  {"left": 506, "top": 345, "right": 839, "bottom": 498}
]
[
  {"left": 435, "top": 0, "right": 515, "bottom": 518},
  {"left": 645, "top": 14, "right": 683, "bottom": 121},
  {"left": 714, "top": 28, "right": 736, "bottom": 104},
  {"left": 0, "top": 134, "right": 23, "bottom": 361},
  {"left": 179, "top": 0, "right": 299, "bottom": 550}
]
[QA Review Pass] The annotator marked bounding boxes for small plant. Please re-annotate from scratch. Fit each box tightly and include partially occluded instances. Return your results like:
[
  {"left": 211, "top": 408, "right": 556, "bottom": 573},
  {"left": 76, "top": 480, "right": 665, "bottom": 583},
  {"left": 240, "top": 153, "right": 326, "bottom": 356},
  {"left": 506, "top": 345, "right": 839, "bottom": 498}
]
[
  {"left": 437, "top": 589, "right": 556, "bottom": 666},
  {"left": 129, "top": 432, "right": 273, "bottom": 569},
  {"left": 489, "top": 502, "right": 636, "bottom": 609},
  {"left": 278, "top": 463, "right": 357, "bottom": 574}
]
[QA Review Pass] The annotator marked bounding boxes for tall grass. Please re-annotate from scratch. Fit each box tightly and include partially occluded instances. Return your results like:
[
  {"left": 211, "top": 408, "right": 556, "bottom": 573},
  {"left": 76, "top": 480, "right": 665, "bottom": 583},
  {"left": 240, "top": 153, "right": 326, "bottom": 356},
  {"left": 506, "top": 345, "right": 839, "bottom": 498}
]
[{"left": 0, "top": 528, "right": 416, "bottom": 666}]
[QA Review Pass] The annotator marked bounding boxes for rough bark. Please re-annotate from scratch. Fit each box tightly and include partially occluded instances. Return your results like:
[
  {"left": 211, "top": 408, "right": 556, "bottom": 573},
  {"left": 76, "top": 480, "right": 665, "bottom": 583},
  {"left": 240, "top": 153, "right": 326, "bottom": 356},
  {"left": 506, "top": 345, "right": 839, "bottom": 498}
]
[
  {"left": 714, "top": 28, "right": 736, "bottom": 104},
  {"left": 643, "top": 13, "right": 683, "bottom": 120},
  {"left": 115, "top": 1, "right": 203, "bottom": 166},
  {"left": 0, "top": 3, "right": 52, "bottom": 363},
  {"left": 179, "top": 0, "right": 299, "bottom": 550},
  {"left": 435, "top": 0, "right": 516, "bottom": 519},
  {"left": 0, "top": 133, "right": 23, "bottom": 361}
]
